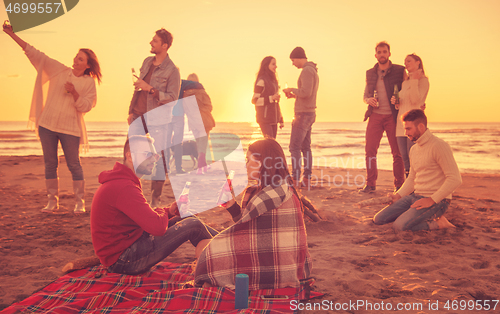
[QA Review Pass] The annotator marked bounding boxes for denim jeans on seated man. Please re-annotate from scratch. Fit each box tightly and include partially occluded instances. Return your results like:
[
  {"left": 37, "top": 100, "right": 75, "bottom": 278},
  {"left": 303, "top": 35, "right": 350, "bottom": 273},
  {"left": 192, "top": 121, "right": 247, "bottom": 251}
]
[
  {"left": 289, "top": 112, "right": 316, "bottom": 182},
  {"left": 373, "top": 194, "right": 450, "bottom": 231},
  {"left": 108, "top": 216, "right": 218, "bottom": 275}
]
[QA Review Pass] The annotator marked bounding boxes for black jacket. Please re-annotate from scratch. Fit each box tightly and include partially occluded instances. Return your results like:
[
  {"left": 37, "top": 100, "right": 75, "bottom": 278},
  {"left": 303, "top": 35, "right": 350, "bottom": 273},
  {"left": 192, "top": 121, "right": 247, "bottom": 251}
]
[{"left": 363, "top": 61, "right": 405, "bottom": 122}]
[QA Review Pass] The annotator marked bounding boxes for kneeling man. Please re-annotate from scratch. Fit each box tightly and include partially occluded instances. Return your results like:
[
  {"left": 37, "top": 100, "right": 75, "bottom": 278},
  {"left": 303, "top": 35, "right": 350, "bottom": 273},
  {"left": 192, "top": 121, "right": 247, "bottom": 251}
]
[
  {"left": 91, "top": 135, "right": 215, "bottom": 275},
  {"left": 373, "top": 109, "right": 461, "bottom": 231}
]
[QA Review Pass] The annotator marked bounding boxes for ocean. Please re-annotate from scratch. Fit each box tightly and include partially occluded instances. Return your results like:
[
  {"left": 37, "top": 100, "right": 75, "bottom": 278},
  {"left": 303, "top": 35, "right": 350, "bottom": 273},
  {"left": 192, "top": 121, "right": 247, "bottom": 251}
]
[{"left": 0, "top": 121, "right": 499, "bottom": 174}]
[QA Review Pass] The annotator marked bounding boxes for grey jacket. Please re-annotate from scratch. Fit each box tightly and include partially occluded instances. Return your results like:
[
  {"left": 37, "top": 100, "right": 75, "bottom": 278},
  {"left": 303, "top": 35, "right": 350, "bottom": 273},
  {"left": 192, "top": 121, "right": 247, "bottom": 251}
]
[
  {"left": 129, "top": 54, "right": 181, "bottom": 125},
  {"left": 292, "top": 62, "right": 319, "bottom": 113}
]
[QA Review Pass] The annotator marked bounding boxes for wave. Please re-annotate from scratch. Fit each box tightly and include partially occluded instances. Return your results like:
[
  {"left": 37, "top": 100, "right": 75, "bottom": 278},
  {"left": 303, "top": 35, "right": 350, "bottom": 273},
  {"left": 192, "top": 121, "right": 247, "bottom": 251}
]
[
  {"left": 312, "top": 143, "right": 364, "bottom": 149},
  {"left": 432, "top": 128, "right": 500, "bottom": 134},
  {"left": 318, "top": 129, "right": 365, "bottom": 135}
]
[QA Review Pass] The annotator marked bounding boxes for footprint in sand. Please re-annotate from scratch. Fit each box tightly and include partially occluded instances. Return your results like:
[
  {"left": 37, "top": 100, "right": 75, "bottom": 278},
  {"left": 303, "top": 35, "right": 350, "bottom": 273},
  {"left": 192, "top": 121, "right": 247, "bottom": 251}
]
[{"left": 471, "top": 260, "right": 490, "bottom": 269}]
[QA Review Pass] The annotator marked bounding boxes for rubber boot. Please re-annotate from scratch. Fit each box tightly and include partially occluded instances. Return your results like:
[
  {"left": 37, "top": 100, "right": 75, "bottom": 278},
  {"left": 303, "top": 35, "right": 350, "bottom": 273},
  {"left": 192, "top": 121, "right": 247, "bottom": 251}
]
[
  {"left": 151, "top": 180, "right": 164, "bottom": 209},
  {"left": 73, "top": 180, "right": 85, "bottom": 213},
  {"left": 41, "top": 178, "right": 59, "bottom": 213}
]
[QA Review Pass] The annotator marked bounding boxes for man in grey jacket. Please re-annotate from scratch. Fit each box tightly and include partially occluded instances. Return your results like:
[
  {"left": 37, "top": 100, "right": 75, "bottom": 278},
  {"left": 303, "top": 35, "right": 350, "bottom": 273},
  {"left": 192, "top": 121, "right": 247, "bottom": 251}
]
[
  {"left": 283, "top": 47, "right": 319, "bottom": 189},
  {"left": 128, "top": 28, "right": 181, "bottom": 208}
]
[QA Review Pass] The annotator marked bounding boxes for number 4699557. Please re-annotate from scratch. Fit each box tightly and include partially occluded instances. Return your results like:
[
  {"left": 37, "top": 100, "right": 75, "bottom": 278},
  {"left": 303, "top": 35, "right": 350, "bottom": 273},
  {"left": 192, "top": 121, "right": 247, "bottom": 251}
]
[
  {"left": 5, "top": 2, "right": 62, "bottom": 14},
  {"left": 444, "top": 299, "right": 498, "bottom": 311}
]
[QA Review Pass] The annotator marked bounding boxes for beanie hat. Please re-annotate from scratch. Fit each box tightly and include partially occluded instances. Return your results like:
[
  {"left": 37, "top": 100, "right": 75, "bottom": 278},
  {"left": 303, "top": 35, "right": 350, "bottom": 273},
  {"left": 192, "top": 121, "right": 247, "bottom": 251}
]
[{"left": 290, "top": 47, "right": 307, "bottom": 59}]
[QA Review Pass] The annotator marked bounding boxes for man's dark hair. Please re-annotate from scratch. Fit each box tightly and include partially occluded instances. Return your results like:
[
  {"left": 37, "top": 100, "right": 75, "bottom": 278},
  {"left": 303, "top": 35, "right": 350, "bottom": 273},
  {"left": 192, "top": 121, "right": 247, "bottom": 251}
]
[
  {"left": 402, "top": 109, "right": 427, "bottom": 128},
  {"left": 123, "top": 135, "right": 155, "bottom": 162},
  {"left": 375, "top": 41, "right": 390, "bottom": 52},
  {"left": 156, "top": 28, "right": 173, "bottom": 48}
]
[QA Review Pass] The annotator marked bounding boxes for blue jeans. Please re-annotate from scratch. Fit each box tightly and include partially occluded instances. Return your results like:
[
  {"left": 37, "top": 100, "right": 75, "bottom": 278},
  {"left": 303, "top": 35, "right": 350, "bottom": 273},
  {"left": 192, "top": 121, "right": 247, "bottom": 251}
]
[
  {"left": 108, "top": 217, "right": 218, "bottom": 275},
  {"left": 167, "top": 116, "right": 185, "bottom": 171},
  {"left": 38, "top": 126, "right": 83, "bottom": 180},
  {"left": 289, "top": 112, "right": 316, "bottom": 181},
  {"left": 373, "top": 194, "right": 451, "bottom": 231},
  {"left": 397, "top": 136, "right": 414, "bottom": 176}
]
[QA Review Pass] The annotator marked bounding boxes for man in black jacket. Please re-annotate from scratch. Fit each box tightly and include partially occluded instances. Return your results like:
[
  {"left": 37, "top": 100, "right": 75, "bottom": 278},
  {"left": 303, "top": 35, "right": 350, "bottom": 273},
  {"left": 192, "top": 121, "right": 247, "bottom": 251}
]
[{"left": 360, "top": 41, "right": 405, "bottom": 193}]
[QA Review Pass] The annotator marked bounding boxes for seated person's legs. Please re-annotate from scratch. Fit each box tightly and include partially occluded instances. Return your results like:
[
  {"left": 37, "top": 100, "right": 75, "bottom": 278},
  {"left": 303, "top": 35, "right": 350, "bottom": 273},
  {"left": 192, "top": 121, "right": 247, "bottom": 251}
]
[
  {"left": 373, "top": 194, "right": 415, "bottom": 225},
  {"left": 109, "top": 217, "right": 216, "bottom": 275},
  {"left": 393, "top": 198, "right": 450, "bottom": 231}
]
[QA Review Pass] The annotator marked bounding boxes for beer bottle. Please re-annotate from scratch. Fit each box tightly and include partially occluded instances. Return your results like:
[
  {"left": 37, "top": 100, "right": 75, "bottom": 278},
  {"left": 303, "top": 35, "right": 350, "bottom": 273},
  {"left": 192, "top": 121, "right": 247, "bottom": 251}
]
[
  {"left": 217, "top": 170, "right": 235, "bottom": 207},
  {"left": 393, "top": 84, "right": 400, "bottom": 105},
  {"left": 373, "top": 90, "right": 379, "bottom": 108},
  {"left": 178, "top": 182, "right": 192, "bottom": 217}
]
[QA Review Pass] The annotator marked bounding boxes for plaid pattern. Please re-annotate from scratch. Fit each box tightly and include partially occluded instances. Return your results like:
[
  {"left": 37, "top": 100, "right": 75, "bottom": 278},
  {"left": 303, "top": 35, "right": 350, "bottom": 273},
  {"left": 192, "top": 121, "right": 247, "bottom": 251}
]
[
  {"left": 195, "top": 184, "right": 313, "bottom": 291},
  {"left": 2, "top": 262, "right": 321, "bottom": 313}
]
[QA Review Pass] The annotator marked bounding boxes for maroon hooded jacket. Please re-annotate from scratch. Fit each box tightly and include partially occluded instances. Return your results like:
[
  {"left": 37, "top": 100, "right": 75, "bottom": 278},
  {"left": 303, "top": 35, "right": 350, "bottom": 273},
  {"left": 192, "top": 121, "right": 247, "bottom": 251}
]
[{"left": 91, "top": 162, "right": 169, "bottom": 266}]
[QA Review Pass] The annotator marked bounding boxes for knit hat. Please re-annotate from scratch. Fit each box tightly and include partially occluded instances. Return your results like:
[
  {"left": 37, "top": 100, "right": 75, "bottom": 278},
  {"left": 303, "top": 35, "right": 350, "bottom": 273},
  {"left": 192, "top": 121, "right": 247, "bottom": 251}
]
[{"left": 290, "top": 47, "right": 307, "bottom": 59}]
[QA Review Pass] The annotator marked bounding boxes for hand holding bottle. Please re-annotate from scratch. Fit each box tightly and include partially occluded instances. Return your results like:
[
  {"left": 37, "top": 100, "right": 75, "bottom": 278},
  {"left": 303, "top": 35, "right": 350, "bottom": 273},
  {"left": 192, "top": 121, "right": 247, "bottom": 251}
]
[
  {"left": 283, "top": 88, "right": 294, "bottom": 99},
  {"left": 367, "top": 90, "right": 379, "bottom": 108},
  {"left": 390, "top": 96, "right": 400, "bottom": 109},
  {"left": 168, "top": 202, "right": 180, "bottom": 218}
]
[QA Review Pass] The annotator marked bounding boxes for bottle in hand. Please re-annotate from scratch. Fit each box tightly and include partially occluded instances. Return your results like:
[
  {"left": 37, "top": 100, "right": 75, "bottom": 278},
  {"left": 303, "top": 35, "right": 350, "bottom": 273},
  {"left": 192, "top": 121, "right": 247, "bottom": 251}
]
[
  {"left": 393, "top": 84, "right": 400, "bottom": 105},
  {"left": 217, "top": 170, "right": 235, "bottom": 207},
  {"left": 178, "top": 182, "right": 192, "bottom": 217}
]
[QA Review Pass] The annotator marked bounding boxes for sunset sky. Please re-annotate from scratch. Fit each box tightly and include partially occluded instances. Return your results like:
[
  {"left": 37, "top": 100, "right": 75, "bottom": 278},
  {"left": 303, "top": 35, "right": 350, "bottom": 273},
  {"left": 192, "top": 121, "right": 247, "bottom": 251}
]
[{"left": 1, "top": 0, "right": 499, "bottom": 123}]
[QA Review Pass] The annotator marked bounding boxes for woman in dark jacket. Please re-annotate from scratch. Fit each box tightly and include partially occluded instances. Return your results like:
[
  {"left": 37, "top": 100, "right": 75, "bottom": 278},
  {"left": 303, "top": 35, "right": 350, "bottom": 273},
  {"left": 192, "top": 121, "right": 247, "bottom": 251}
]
[{"left": 252, "top": 56, "right": 284, "bottom": 139}]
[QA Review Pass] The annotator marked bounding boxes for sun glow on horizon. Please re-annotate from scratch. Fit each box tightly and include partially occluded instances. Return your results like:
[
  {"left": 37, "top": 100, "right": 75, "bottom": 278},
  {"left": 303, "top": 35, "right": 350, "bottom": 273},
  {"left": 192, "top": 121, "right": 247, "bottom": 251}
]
[{"left": 1, "top": 0, "right": 499, "bottom": 123}]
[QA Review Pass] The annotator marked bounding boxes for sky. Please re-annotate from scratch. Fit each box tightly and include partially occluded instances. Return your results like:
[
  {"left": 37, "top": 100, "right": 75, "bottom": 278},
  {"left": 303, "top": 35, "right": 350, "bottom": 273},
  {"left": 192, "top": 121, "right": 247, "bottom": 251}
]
[{"left": 1, "top": 0, "right": 499, "bottom": 123}]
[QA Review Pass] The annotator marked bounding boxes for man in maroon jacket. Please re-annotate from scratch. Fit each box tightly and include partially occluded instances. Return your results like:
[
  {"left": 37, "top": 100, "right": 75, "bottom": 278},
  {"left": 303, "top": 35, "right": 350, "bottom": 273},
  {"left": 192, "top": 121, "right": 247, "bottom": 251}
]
[{"left": 91, "top": 135, "right": 216, "bottom": 275}]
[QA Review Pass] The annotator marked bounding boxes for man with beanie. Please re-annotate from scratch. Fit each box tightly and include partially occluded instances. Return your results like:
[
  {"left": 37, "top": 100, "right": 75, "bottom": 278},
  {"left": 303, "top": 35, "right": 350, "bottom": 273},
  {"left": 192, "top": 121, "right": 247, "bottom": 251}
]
[
  {"left": 283, "top": 47, "right": 319, "bottom": 189},
  {"left": 360, "top": 41, "right": 405, "bottom": 193}
]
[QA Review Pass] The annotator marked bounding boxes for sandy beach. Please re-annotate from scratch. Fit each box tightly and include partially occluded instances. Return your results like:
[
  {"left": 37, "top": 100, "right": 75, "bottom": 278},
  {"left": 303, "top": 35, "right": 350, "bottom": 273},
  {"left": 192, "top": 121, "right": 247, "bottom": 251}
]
[{"left": 1, "top": 155, "right": 499, "bottom": 312}]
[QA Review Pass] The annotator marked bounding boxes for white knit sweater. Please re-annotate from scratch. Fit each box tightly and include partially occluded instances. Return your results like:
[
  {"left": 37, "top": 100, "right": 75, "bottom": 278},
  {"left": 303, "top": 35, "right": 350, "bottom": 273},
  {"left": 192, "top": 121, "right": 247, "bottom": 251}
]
[
  {"left": 396, "top": 77, "right": 429, "bottom": 137},
  {"left": 25, "top": 44, "right": 96, "bottom": 149},
  {"left": 397, "top": 129, "right": 462, "bottom": 202}
]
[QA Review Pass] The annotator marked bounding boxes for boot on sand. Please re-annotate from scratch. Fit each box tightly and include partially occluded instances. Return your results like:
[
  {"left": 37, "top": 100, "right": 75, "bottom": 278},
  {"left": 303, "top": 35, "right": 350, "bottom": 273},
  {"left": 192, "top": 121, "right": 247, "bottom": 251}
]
[
  {"left": 41, "top": 178, "right": 59, "bottom": 213},
  {"left": 73, "top": 180, "right": 85, "bottom": 213}
]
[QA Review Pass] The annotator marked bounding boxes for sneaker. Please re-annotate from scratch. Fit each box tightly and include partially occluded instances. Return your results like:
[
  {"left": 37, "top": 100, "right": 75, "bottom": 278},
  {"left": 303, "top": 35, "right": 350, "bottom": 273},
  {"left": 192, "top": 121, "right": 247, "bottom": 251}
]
[
  {"left": 359, "top": 185, "right": 376, "bottom": 193},
  {"left": 176, "top": 168, "right": 186, "bottom": 174}
]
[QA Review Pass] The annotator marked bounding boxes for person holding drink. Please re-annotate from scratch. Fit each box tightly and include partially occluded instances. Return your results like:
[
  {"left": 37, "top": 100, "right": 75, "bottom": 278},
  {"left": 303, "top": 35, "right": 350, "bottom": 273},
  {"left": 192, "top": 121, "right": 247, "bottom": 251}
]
[
  {"left": 3, "top": 21, "right": 101, "bottom": 214},
  {"left": 361, "top": 41, "right": 405, "bottom": 193},
  {"left": 391, "top": 54, "right": 429, "bottom": 177},
  {"left": 195, "top": 138, "right": 312, "bottom": 290},
  {"left": 252, "top": 56, "right": 284, "bottom": 139}
]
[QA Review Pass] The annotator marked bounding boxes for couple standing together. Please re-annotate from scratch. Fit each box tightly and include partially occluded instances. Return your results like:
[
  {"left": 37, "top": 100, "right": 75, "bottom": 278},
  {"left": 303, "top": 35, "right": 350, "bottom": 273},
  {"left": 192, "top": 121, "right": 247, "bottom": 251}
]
[
  {"left": 361, "top": 41, "right": 430, "bottom": 193},
  {"left": 362, "top": 41, "right": 461, "bottom": 231},
  {"left": 252, "top": 47, "right": 320, "bottom": 188}
]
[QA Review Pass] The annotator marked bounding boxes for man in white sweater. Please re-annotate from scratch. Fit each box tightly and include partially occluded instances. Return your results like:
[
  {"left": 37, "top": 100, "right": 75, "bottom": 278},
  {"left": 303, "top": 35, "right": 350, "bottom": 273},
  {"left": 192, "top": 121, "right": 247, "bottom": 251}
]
[{"left": 373, "top": 109, "right": 462, "bottom": 231}]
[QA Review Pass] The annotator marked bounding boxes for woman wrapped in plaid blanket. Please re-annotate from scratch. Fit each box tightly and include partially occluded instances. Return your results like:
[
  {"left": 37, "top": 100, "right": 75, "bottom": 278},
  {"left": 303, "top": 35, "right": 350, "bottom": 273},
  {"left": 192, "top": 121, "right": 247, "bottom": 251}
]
[{"left": 195, "top": 138, "right": 312, "bottom": 290}]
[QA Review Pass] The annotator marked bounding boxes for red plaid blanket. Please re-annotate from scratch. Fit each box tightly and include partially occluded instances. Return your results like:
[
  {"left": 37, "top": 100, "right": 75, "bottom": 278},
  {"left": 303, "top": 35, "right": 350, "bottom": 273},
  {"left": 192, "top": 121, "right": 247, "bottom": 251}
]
[{"left": 2, "top": 262, "right": 321, "bottom": 313}]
